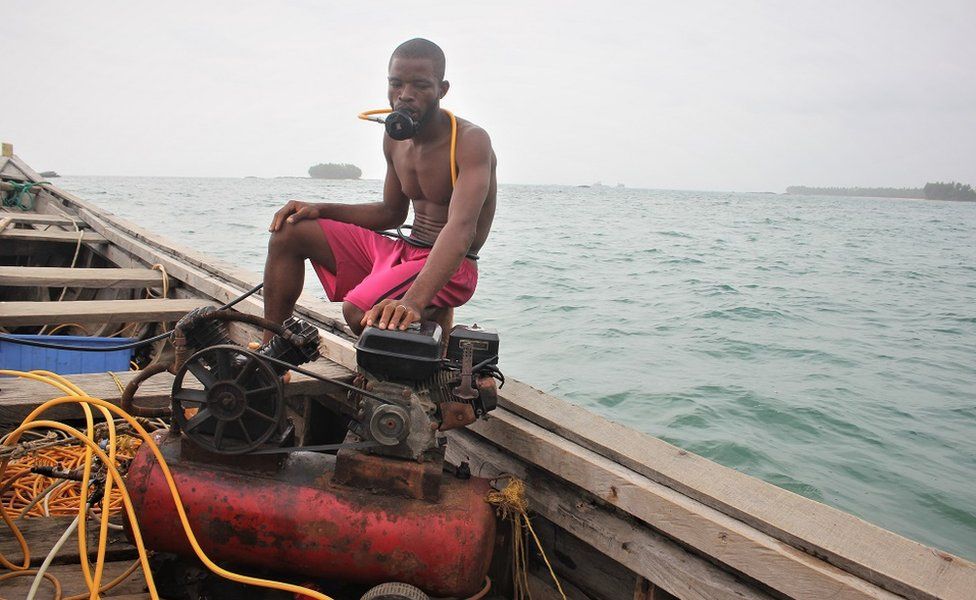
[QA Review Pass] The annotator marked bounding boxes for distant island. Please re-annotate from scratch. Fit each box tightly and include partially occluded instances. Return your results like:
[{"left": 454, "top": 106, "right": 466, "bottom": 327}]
[
  {"left": 577, "top": 181, "right": 626, "bottom": 189},
  {"left": 786, "top": 181, "right": 975, "bottom": 202},
  {"left": 308, "top": 163, "right": 362, "bottom": 180}
]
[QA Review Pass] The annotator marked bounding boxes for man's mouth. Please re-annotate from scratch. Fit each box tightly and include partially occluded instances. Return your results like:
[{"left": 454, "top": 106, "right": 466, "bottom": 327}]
[{"left": 395, "top": 106, "right": 419, "bottom": 118}]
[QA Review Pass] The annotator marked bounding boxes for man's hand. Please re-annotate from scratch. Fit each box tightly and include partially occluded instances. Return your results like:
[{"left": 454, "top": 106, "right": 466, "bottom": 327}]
[
  {"left": 361, "top": 298, "right": 423, "bottom": 331},
  {"left": 269, "top": 201, "right": 320, "bottom": 232}
]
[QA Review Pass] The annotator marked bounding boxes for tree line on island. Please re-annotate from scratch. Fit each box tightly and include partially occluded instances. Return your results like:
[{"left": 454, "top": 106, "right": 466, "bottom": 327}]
[
  {"left": 786, "top": 182, "right": 975, "bottom": 201},
  {"left": 308, "top": 163, "right": 362, "bottom": 179}
]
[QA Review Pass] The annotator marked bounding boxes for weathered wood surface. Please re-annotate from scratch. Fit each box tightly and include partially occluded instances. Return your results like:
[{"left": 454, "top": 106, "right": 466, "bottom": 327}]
[
  {"left": 448, "top": 428, "right": 783, "bottom": 600},
  {"left": 74, "top": 205, "right": 356, "bottom": 367},
  {"left": 0, "top": 298, "right": 214, "bottom": 326},
  {"left": 0, "top": 358, "right": 353, "bottom": 427},
  {"left": 0, "top": 560, "right": 147, "bottom": 598},
  {"left": 457, "top": 406, "right": 897, "bottom": 600},
  {"left": 0, "top": 516, "right": 136, "bottom": 568},
  {"left": 492, "top": 380, "right": 976, "bottom": 600},
  {"left": 0, "top": 266, "right": 164, "bottom": 288},
  {"left": 0, "top": 156, "right": 29, "bottom": 180},
  {"left": 0, "top": 229, "right": 105, "bottom": 244},
  {"left": 0, "top": 211, "right": 85, "bottom": 227},
  {"left": 529, "top": 516, "right": 644, "bottom": 600}
]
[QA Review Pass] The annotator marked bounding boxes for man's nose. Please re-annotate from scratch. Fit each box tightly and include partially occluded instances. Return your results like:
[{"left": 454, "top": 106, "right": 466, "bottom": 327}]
[{"left": 398, "top": 85, "right": 415, "bottom": 103}]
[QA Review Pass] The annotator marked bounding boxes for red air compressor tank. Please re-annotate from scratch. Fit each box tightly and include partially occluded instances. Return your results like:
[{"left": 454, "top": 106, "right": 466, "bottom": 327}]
[{"left": 125, "top": 433, "right": 496, "bottom": 598}]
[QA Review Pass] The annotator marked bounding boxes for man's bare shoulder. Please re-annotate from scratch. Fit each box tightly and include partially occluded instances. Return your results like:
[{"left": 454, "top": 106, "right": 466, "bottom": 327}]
[
  {"left": 455, "top": 117, "right": 489, "bottom": 141},
  {"left": 455, "top": 117, "right": 496, "bottom": 163}
]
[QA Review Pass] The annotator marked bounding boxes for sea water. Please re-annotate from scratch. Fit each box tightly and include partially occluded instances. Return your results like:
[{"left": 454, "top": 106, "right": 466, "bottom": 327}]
[{"left": 56, "top": 176, "right": 976, "bottom": 559}]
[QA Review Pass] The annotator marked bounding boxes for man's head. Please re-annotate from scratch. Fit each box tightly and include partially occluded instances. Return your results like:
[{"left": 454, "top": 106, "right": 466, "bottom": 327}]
[{"left": 388, "top": 38, "right": 449, "bottom": 130}]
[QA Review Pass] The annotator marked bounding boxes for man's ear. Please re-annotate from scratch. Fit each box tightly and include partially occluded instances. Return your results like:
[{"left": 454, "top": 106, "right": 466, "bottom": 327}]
[{"left": 438, "top": 80, "right": 450, "bottom": 99}]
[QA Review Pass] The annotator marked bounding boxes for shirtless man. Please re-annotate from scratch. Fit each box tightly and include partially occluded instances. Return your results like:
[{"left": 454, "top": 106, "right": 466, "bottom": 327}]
[{"left": 263, "top": 38, "right": 497, "bottom": 337}]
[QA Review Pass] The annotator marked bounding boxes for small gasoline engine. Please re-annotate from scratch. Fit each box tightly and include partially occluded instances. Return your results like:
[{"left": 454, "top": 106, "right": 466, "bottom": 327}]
[{"left": 123, "top": 307, "right": 502, "bottom": 598}]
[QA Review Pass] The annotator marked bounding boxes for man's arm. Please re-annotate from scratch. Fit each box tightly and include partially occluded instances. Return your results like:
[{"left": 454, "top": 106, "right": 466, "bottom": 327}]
[
  {"left": 269, "top": 139, "right": 409, "bottom": 232},
  {"left": 364, "top": 128, "right": 493, "bottom": 330}
]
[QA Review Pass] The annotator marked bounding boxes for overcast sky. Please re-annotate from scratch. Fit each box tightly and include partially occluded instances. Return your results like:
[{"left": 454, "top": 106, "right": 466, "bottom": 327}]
[{"left": 3, "top": 1, "right": 974, "bottom": 191}]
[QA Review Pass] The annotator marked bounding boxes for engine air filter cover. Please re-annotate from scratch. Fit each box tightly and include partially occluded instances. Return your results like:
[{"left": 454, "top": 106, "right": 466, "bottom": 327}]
[
  {"left": 355, "top": 321, "right": 443, "bottom": 381},
  {"left": 447, "top": 324, "right": 499, "bottom": 367}
]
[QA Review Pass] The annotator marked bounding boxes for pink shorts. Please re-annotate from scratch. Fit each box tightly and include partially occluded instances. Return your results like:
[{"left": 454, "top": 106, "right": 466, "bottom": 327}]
[{"left": 311, "top": 219, "right": 478, "bottom": 312}]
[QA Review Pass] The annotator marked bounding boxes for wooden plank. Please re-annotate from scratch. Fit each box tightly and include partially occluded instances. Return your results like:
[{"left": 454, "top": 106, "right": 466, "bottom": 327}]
[
  {"left": 3, "top": 155, "right": 41, "bottom": 181},
  {"left": 0, "top": 516, "right": 136, "bottom": 567},
  {"left": 493, "top": 380, "right": 976, "bottom": 600},
  {"left": 451, "top": 414, "right": 899, "bottom": 600},
  {"left": 0, "top": 266, "right": 164, "bottom": 288},
  {"left": 0, "top": 560, "right": 147, "bottom": 598},
  {"left": 75, "top": 206, "right": 357, "bottom": 367},
  {"left": 635, "top": 578, "right": 678, "bottom": 600},
  {"left": 527, "top": 570, "right": 592, "bottom": 600},
  {"left": 0, "top": 358, "right": 353, "bottom": 427},
  {"left": 0, "top": 229, "right": 105, "bottom": 244},
  {"left": 532, "top": 516, "right": 640, "bottom": 600},
  {"left": 0, "top": 211, "right": 85, "bottom": 227},
  {"left": 72, "top": 206, "right": 265, "bottom": 298},
  {"left": 7, "top": 164, "right": 346, "bottom": 342},
  {"left": 447, "top": 430, "right": 777, "bottom": 600},
  {"left": 0, "top": 298, "right": 214, "bottom": 326}
]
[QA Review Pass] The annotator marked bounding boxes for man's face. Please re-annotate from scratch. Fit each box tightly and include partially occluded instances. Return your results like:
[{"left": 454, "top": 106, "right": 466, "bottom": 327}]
[{"left": 387, "top": 57, "right": 446, "bottom": 125}]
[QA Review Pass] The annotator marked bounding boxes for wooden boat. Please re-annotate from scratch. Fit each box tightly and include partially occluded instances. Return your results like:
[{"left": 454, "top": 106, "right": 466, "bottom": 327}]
[{"left": 1, "top": 147, "right": 974, "bottom": 600}]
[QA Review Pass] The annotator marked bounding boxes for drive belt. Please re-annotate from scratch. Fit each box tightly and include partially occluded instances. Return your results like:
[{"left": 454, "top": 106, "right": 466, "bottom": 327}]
[{"left": 248, "top": 439, "right": 381, "bottom": 455}]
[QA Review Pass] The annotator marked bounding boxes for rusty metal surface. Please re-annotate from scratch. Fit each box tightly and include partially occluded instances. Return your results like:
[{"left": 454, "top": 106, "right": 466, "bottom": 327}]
[
  {"left": 438, "top": 401, "right": 477, "bottom": 431},
  {"left": 333, "top": 447, "right": 443, "bottom": 501},
  {"left": 125, "top": 432, "right": 496, "bottom": 598},
  {"left": 476, "top": 375, "right": 498, "bottom": 414}
]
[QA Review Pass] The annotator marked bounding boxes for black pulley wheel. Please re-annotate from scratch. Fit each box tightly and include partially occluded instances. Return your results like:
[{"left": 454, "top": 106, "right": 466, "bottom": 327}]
[{"left": 171, "top": 345, "right": 284, "bottom": 454}]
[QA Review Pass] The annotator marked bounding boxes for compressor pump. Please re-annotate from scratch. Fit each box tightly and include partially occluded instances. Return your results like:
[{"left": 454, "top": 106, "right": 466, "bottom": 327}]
[{"left": 123, "top": 307, "right": 502, "bottom": 598}]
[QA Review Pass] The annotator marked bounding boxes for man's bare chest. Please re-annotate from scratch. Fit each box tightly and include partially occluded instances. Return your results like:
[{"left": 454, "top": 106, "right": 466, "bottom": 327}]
[{"left": 392, "top": 145, "right": 453, "bottom": 204}]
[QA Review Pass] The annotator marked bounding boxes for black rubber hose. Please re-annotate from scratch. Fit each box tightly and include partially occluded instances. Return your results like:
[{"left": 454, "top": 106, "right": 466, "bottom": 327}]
[
  {"left": 202, "top": 310, "right": 287, "bottom": 337},
  {"left": 120, "top": 362, "right": 173, "bottom": 418}
]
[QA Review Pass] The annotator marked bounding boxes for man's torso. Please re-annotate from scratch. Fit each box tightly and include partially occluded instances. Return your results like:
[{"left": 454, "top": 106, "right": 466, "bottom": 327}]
[{"left": 389, "top": 116, "right": 497, "bottom": 253}]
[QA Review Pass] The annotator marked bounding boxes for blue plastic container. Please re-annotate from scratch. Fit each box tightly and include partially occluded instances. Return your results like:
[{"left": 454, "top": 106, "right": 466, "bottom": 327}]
[{"left": 0, "top": 335, "right": 137, "bottom": 375}]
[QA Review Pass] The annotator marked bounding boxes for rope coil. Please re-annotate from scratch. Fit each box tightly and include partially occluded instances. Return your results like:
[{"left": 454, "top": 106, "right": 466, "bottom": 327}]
[
  {"left": 487, "top": 476, "right": 566, "bottom": 600},
  {"left": 1, "top": 181, "right": 49, "bottom": 211}
]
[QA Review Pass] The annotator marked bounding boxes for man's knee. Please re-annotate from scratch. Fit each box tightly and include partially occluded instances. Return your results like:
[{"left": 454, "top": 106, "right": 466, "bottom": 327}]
[
  {"left": 268, "top": 219, "right": 323, "bottom": 257},
  {"left": 343, "top": 301, "right": 365, "bottom": 336}
]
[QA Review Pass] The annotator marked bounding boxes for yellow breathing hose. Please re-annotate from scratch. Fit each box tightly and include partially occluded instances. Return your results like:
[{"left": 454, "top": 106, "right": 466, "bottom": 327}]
[
  {"left": 358, "top": 108, "right": 458, "bottom": 186},
  {"left": 0, "top": 369, "right": 335, "bottom": 600}
]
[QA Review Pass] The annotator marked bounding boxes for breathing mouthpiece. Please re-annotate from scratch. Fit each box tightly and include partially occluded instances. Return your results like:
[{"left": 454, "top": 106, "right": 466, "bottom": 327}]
[
  {"left": 357, "top": 107, "right": 459, "bottom": 187},
  {"left": 384, "top": 109, "right": 420, "bottom": 140},
  {"left": 357, "top": 108, "right": 422, "bottom": 141}
]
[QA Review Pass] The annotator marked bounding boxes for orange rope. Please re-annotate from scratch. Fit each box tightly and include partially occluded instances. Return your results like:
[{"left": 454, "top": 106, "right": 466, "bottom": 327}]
[{"left": 0, "top": 436, "right": 142, "bottom": 518}]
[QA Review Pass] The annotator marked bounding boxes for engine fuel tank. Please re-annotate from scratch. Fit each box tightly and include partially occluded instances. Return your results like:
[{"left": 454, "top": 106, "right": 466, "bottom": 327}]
[{"left": 125, "top": 432, "right": 496, "bottom": 598}]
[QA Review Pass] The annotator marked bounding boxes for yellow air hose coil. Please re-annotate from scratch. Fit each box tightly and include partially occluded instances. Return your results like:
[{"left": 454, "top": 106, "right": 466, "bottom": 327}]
[{"left": 0, "top": 369, "right": 336, "bottom": 600}]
